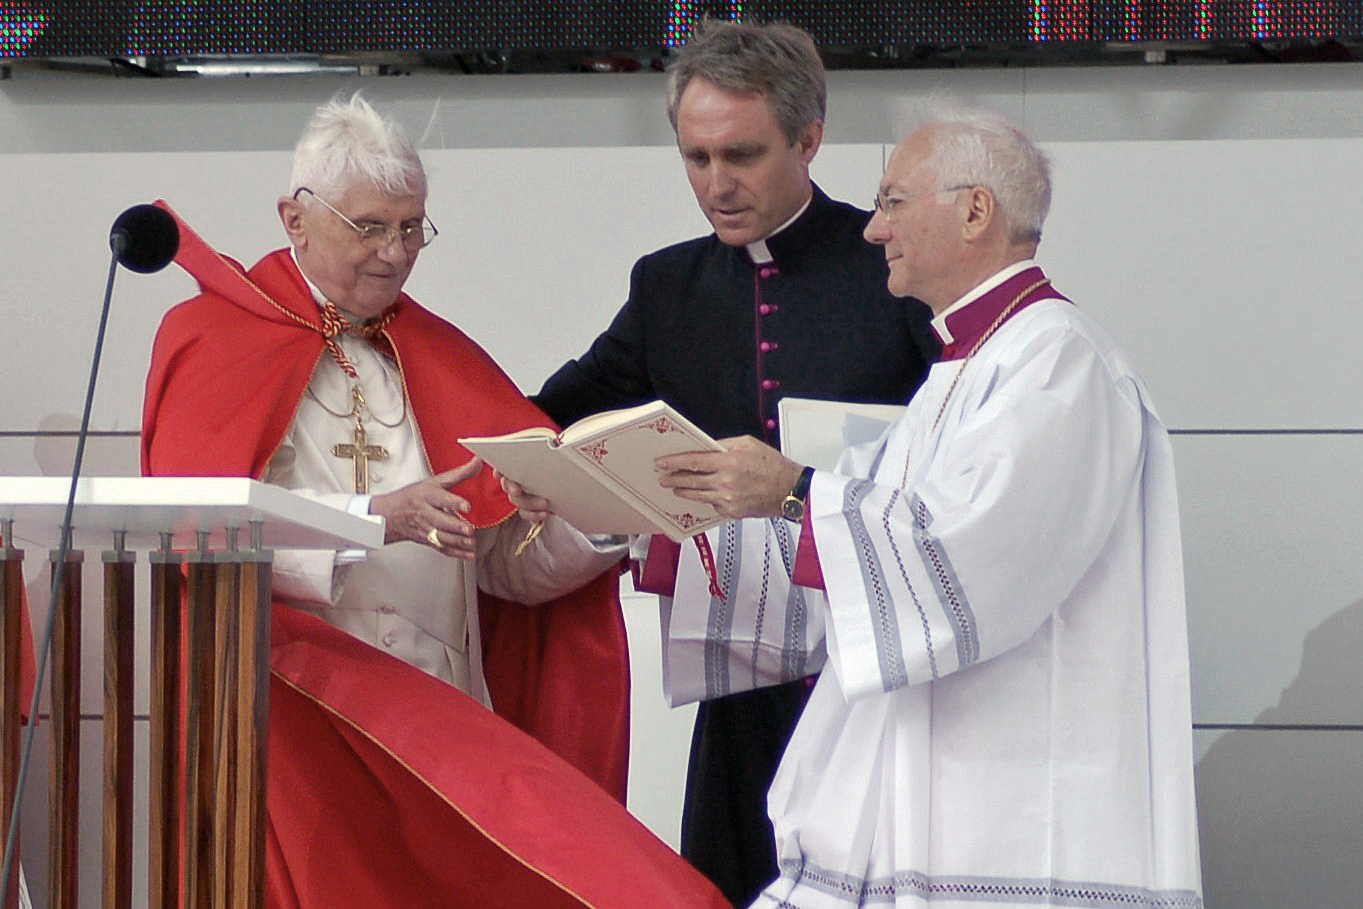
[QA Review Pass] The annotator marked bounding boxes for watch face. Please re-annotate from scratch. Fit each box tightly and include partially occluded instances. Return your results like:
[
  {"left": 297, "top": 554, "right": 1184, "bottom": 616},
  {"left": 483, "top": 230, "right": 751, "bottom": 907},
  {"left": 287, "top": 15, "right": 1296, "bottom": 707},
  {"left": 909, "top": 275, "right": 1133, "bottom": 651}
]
[{"left": 781, "top": 496, "right": 805, "bottom": 522}]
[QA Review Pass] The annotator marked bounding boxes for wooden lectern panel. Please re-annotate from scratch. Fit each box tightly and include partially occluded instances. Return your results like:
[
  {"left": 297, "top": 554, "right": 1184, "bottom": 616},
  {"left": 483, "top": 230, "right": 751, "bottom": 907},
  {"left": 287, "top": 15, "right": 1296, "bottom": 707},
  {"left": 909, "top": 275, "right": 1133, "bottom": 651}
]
[
  {"left": 102, "top": 550, "right": 135, "bottom": 909},
  {"left": 0, "top": 480, "right": 381, "bottom": 909},
  {"left": 234, "top": 558, "right": 271, "bottom": 909},
  {"left": 211, "top": 556, "right": 240, "bottom": 909},
  {"left": 147, "top": 550, "right": 182, "bottom": 909},
  {"left": 183, "top": 555, "right": 217, "bottom": 909},
  {"left": 48, "top": 550, "right": 82, "bottom": 909}
]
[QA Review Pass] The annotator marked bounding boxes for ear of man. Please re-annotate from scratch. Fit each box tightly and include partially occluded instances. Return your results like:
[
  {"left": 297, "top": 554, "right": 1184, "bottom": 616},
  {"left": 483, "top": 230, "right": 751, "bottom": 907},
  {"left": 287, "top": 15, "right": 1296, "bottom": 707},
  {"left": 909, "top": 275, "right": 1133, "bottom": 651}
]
[
  {"left": 960, "top": 185, "right": 996, "bottom": 242},
  {"left": 277, "top": 196, "right": 307, "bottom": 246},
  {"left": 795, "top": 119, "right": 824, "bottom": 167}
]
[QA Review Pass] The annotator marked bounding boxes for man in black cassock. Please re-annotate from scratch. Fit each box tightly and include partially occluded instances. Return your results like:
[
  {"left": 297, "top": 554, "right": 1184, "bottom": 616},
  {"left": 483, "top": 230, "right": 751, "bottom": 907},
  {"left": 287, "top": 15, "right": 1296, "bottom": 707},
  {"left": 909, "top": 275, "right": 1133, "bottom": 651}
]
[{"left": 533, "top": 19, "right": 937, "bottom": 907}]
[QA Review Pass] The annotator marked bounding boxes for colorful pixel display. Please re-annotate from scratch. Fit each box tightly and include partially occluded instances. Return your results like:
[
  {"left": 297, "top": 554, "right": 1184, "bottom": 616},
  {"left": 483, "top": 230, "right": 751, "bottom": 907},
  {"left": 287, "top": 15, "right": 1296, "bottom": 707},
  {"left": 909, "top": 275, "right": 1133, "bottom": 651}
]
[{"left": 2, "top": 2, "right": 1359, "bottom": 60}]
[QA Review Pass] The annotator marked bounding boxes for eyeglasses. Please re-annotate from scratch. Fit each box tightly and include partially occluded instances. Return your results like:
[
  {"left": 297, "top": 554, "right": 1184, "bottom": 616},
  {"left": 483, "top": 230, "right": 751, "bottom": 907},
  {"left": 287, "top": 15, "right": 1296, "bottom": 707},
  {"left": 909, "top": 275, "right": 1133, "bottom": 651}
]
[
  {"left": 872, "top": 185, "right": 974, "bottom": 221},
  {"left": 294, "top": 187, "right": 439, "bottom": 251}
]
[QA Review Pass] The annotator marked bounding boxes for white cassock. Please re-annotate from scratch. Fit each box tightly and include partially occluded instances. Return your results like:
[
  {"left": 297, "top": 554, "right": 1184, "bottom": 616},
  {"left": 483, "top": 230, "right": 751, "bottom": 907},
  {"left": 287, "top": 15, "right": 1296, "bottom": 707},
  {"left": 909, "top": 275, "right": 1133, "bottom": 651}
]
[
  {"left": 262, "top": 281, "right": 625, "bottom": 702},
  {"left": 664, "top": 263, "right": 1203, "bottom": 908}
]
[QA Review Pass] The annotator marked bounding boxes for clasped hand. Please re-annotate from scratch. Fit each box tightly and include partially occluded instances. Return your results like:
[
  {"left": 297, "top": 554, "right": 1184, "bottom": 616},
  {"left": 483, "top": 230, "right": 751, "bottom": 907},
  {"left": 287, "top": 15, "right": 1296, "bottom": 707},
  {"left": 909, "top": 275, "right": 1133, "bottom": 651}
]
[{"left": 368, "top": 457, "right": 483, "bottom": 560}]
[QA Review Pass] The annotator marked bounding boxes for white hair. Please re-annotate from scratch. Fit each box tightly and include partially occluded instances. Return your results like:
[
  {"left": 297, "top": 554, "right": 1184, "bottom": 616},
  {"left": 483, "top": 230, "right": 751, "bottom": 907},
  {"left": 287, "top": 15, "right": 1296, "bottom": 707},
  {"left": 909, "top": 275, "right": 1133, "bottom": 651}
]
[
  {"left": 900, "top": 99, "right": 1051, "bottom": 245},
  {"left": 288, "top": 92, "right": 425, "bottom": 199}
]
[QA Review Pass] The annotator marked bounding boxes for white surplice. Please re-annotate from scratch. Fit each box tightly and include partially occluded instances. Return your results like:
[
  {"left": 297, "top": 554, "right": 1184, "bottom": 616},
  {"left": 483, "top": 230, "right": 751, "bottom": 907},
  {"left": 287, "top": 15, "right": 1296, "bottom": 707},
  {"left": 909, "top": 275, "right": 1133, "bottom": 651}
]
[{"left": 664, "top": 268, "right": 1203, "bottom": 908}]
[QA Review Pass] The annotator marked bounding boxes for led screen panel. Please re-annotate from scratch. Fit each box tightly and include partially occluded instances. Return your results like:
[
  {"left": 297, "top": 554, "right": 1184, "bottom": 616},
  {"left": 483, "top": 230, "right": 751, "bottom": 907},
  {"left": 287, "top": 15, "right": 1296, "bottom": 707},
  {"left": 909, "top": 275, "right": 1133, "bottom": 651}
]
[{"left": 3, "top": 2, "right": 1361, "bottom": 60}]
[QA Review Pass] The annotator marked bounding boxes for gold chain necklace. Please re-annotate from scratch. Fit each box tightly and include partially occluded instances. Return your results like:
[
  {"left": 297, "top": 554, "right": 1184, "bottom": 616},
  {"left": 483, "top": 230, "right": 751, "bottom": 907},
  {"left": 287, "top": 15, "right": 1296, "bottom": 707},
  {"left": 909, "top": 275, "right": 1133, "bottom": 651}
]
[
  {"left": 930, "top": 278, "right": 1050, "bottom": 429},
  {"left": 305, "top": 342, "right": 409, "bottom": 429},
  {"left": 903, "top": 277, "right": 1051, "bottom": 488},
  {"left": 305, "top": 382, "right": 409, "bottom": 428},
  {"left": 304, "top": 349, "right": 410, "bottom": 494}
]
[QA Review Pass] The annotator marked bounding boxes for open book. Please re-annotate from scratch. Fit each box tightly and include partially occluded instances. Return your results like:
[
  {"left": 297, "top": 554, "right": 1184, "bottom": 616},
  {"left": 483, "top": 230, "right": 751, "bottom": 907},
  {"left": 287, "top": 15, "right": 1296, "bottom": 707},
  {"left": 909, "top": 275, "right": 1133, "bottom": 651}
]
[
  {"left": 777, "top": 397, "right": 907, "bottom": 470},
  {"left": 459, "top": 400, "right": 726, "bottom": 542}
]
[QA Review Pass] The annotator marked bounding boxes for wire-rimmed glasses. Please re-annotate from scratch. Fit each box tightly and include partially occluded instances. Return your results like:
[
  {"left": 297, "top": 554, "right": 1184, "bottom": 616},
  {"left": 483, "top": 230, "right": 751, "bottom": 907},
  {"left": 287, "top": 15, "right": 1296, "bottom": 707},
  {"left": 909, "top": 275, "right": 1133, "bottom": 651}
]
[{"left": 294, "top": 186, "right": 439, "bottom": 250}]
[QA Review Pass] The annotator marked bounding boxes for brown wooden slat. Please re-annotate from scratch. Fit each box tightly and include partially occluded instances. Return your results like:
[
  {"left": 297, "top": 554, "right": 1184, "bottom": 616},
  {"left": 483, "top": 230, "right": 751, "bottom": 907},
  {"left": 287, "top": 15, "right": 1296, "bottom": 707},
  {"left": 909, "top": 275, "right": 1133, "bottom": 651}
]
[
  {"left": 183, "top": 554, "right": 216, "bottom": 909},
  {"left": 211, "top": 554, "right": 240, "bottom": 909},
  {"left": 101, "top": 549, "right": 135, "bottom": 909},
  {"left": 147, "top": 548, "right": 182, "bottom": 909},
  {"left": 234, "top": 554, "right": 271, "bottom": 909},
  {"left": 48, "top": 550, "right": 82, "bottom": 909}
]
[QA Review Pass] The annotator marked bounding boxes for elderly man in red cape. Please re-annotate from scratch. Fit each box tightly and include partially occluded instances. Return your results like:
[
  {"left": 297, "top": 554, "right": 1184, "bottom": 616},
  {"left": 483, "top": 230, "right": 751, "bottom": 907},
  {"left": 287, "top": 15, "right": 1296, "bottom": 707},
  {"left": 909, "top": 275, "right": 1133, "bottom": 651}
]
[{"left": 141, "top": 94, "right": 726, "bottom": 909}]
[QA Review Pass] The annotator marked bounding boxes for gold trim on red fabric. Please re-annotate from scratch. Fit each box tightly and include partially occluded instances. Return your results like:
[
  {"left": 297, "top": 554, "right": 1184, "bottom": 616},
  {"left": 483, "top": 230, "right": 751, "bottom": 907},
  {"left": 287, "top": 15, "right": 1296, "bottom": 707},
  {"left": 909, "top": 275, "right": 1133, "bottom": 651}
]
[{"left": 268, "top": 667, "right": 601, "bottom": 909}]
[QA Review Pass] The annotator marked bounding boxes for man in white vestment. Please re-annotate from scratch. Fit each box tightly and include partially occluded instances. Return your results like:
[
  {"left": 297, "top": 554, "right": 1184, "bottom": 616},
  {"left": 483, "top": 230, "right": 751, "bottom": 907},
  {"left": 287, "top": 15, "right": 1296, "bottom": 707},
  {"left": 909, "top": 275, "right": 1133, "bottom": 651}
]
[{"left": 645, "top": 105, "right": 1205, "bottom": 907}]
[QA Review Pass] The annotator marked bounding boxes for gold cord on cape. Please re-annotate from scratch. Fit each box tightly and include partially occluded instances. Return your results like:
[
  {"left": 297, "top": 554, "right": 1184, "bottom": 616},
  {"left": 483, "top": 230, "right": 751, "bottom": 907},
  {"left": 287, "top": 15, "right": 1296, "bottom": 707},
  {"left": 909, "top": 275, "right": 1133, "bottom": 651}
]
[
  {"left": 307, "top": 306, "right": 409, "bottom": 494},
  {"left": 216, "top": 254, "right": 410, "bottom": 491},
  {"left": 318, "top": 301, "right": 397, "bottom": 379}
]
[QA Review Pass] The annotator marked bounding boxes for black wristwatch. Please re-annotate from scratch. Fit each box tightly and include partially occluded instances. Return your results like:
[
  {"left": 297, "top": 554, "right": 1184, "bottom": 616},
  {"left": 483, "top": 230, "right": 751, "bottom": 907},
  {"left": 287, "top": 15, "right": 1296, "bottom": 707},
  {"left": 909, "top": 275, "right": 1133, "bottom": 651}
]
[{"left": 780, "top": 465, "right": 815, "bottom": 523}]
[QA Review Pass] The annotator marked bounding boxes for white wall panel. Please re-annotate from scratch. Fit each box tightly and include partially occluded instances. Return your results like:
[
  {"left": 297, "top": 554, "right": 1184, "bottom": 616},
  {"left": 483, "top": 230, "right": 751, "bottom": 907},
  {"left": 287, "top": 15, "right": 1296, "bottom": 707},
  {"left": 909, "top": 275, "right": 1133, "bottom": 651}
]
[
  {"left": 9, "top": 139, "right": 1363, "bottom": 432},
  {"left": 622, "top": 585, "right": 694, "bottom": 849},
  {"left": 1195, "top": 727, "right": 1363, "bottom": 909},
  {"left": 0, "top": 435, "right": 140, "bottom": 479},
  {"left": 1044, "top": 138, "right": 1363, "bottom": 431},
  {"left": 0, "top": 150, "right": 278, "bottom": 432},
  {"left": 1176, "top": 434, "right": 1363, "bottom": 727}
]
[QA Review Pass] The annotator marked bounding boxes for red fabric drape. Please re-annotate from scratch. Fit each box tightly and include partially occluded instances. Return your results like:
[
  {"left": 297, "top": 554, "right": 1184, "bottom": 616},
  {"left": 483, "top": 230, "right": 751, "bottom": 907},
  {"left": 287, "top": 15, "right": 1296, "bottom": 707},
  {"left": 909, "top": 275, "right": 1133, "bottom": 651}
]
[
  {"left": 267, "top": 607, "right": 726, "bottom": 909},
  {"left": 137, "top": 205, "right": 727, "bottom": 907},
  {"left": 141, "top": 202, "right": 629, "bottom": 796}
]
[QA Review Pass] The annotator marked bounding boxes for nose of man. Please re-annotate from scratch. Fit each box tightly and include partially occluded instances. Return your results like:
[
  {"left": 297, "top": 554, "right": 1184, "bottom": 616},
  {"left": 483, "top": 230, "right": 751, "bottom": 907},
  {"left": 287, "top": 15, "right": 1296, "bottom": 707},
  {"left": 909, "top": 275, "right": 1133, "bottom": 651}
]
[
  {"left": 706, "top": 162, "right": 739, "bottom": 201},
  {"left": 864, "top": 210, "right": 889, "bottom": 245},
  {"left": 375, "top": 234, "right": 415, "bottom": 266}
]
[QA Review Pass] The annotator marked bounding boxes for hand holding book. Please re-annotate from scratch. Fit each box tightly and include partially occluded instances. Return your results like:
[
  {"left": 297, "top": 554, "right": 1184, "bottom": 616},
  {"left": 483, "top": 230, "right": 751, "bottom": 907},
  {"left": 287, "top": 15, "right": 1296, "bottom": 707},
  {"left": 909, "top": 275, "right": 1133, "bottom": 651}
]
[
  {"left": 494, "top": 470, "right": 553, "bottom": 555},
  {"left": 459, "top": 400, "right": 728, "bottom": 543},
  {"left": 654, "top": 435, "right": 806, "bottom": 521}
]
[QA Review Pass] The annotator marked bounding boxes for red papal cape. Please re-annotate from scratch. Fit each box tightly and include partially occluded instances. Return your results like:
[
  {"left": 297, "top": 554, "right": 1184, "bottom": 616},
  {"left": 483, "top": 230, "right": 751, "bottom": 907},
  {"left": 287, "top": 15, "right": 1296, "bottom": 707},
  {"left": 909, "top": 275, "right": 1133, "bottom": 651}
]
[{"left": 141, "top": 203, "right": 727, "bottom": 909}]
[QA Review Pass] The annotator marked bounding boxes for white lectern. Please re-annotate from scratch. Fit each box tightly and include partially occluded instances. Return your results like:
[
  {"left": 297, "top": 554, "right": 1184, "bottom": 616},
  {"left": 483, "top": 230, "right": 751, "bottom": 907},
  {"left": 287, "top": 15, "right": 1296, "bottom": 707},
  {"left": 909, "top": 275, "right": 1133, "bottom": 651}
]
[{"left": 0, "top": 477, "right": 383, "bottom": 909}]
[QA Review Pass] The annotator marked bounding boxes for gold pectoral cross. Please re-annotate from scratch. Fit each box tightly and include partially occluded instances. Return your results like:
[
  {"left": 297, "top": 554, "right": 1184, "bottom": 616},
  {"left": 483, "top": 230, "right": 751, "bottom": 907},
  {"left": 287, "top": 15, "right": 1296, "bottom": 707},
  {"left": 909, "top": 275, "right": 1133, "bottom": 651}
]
[{"left": 333, "top": 417, "right": 389, "bottom": 494}]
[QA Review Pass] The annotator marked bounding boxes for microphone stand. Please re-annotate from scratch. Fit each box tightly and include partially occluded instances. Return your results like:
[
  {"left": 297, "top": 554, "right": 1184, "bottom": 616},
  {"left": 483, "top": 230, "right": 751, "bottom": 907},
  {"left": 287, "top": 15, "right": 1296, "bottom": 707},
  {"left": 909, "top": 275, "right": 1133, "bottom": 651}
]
[{"left": 0, "top": 245, "right": 124, "bottom": 904}]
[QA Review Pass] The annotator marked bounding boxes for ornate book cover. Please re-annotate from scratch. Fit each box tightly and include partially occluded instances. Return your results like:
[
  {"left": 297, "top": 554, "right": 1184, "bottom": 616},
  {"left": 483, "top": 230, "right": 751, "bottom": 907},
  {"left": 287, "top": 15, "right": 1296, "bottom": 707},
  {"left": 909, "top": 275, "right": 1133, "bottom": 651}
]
[{"left": 459, "top": 400, "right": 725, "bottom": 542}]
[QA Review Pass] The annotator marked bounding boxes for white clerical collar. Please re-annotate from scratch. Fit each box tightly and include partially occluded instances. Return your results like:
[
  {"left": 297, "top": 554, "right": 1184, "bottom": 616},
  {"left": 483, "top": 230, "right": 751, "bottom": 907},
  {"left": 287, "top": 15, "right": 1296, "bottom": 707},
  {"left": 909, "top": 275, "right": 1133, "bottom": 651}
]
[
  {"left": 931, "top": 259, "right": 1038, "bottom": 347},
  {"left": 745, "top": 193, "right": 813, "bottom": 264},
  {"left": 290, "top": 247, "right": 330, "bottom": 310}
]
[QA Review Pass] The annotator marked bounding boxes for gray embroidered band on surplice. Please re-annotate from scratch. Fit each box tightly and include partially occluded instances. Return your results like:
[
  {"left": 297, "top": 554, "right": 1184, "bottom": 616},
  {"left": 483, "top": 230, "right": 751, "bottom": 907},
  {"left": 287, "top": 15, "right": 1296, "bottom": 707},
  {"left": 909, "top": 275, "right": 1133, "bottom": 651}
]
[
  {"left": 909, "top": 492, "right": 980, "bottom": 670},
  {"left": 776, "top": 858, "right": 1205, "bottom": 908},
  {"left": 772, "top": 518, "right": 809, "bottom": 682},
  {"left": 843, "top": 479, "right": 910, "bottom": 692},
  {"left": 704, "top": 521, "right": 741, "bottom": 699},
  {"left": 879, "top": 487, "right": 939, "bottom": 681}
]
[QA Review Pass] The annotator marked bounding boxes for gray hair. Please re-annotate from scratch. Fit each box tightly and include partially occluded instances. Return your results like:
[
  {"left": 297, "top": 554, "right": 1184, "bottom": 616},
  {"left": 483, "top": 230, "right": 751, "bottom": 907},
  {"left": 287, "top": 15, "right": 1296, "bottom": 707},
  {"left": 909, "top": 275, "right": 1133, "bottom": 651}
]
[
  {"left": 666, "top": 19, "right": 826, "bottom": 145},
  {"left": 288, "top": 92, "right": 425, "bottom": 199},
  {"left": 904, "top": 101, "right": 1051, "bottom": 245}
]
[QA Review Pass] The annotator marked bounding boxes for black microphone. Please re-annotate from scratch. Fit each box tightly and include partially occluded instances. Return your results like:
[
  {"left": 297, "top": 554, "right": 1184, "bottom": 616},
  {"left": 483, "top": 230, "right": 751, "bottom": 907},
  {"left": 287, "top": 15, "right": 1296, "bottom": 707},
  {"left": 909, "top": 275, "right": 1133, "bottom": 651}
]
[{"left": 109, "top": 203, "right": 179, "bottom": 273}]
